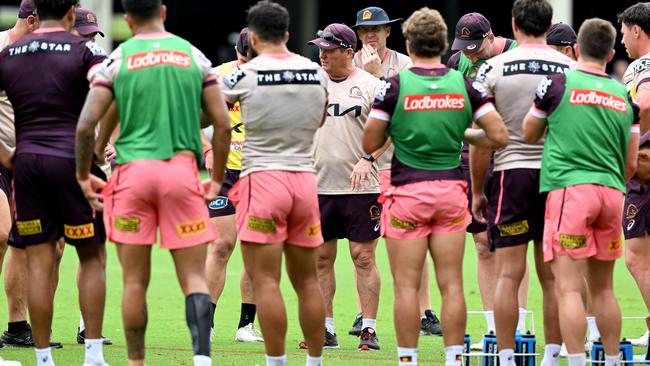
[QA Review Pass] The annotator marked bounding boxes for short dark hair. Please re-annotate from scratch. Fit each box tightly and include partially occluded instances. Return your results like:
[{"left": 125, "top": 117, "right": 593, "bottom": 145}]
[
  {"left": 577, "top": 18, "right": 616, "bottom": 60},
  {"left": 512, "top": 0, "right": 553, "bottom": 37},
  {"left": 618, "top": 3, "right": 650, "bottom": 35},
  {"left": 402, "top": 7, "right": 448, "bottom": 58},
  {"left": 34, "top": 0, "right": 78, "bottom": 20},
  {"left": 247, "top": 0, "right": 290, "bottom": 43},
  {"left": 121, "top": 0, "right": 161, "bottom": 22}
]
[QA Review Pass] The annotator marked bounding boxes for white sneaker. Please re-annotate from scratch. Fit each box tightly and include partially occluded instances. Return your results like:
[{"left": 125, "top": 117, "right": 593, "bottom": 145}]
[
  {"left": 235, "top": 323, "right": 263, "bottom": 343},
  {"left": 0, "top": 359, "right": 22, "bottom": 366},
  {"left": 470, "top": 338, "right": 484, "bottom": 351},
  {"left": 559, "top": 343, "right": 568, "bottom": 358},
  {"left": 82, "top": 363, "right": 109, "bottom": 366},
  {"left": 630, "top": 330, "right": 650, "bottom": 347},
  {"left": 210, "top": 327, "right": 214, "bottom": 343}
]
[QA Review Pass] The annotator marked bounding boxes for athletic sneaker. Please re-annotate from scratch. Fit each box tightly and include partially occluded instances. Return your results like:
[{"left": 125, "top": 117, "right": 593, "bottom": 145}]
[
  {"left": 0, "top": 325, "right": 63, "bottom": 349},
  {"left": 299, "top": 330, "right": 339, "bottom": 349},
  {"left": 470, "top": 338, "right": 485, "bottom": 351},
  {"left": 559, "top": 340, "right": 592, "bottom": 358},
  {"left": 358, "top": 327, "right": 380, "bottom": 351},
  {"left": 630, "top": 330, "right": 649, "bottom": 347},
  {"left": 235, "top": 323, "right": 263, "bottom": 343},
  {"left": 77, "top": 328, "right": 113, "bottom": 346},
  {"left": 0, "top": 357, "right": 22, "bottom": 366},
  {"left": 420, "top": 310, "right": 442, "bottom": 336},
  {"left": 349, "top": 313, "right": 362, "bottom": 336}
]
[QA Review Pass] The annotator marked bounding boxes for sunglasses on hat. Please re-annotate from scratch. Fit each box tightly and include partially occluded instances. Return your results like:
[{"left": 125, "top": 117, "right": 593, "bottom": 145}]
[{"left": 317, "top": 30, "right": 352, "bottom": 49}]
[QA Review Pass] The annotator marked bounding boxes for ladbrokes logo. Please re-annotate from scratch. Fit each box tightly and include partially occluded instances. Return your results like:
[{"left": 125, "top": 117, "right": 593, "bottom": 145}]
[
  {"left": 569, "top": 89, "right": 627, "bottom": 113},
  {"left": 403, "top": 94, "right": 465, "bottom": 112},
  {"left": 127, "top": 50, "right": 191, "bottom": 71}
]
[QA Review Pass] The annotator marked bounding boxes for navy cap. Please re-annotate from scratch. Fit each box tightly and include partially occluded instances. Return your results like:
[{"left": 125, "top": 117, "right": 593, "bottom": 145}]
[
  {"left": 546, "top": 22, "right": 576, "bottom": 46},
  {"left": 308, "top": 23, "right": 357, "bottom": 50},
  {"left": 18, "top": 0, "right": 35, "bottom": 19},
  {"left": 235, "top": 27, "right": 249, "bottom": 55},
  {"left": 451, "top": 12, "right": 491, "bottom": 52},
  {"left": 352, "top": 7, "right": 402, "bottom": 28}
]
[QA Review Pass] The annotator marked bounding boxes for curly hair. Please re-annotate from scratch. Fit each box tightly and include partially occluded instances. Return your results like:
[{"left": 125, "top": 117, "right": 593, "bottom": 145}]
[{"left": 401, "top": 7, "right": 448, "bottom": 58}]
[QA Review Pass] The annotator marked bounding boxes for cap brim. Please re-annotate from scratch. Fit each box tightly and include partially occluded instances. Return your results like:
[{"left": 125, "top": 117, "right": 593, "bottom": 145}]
[
  {"left": 352, "top": 18, "right": 402, "bottom": 28},
  {"left": 76, "top": 25, "right": 104, "bottom": 37},
  {"left": 307, "top": 38, "right": 340, "bottom": 49},
  {"left": 451, "top": 38, "right": 483, "bottom": 52}
]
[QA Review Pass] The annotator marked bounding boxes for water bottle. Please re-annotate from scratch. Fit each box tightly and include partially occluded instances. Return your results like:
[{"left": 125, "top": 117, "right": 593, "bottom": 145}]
[
  {"left": 515, "top": 332, "right": 536, "bottom": 366},
  {"left": 464, "top": 334, "right": 471, "bottom": 366},
  {"left": 482, "top": 331, "right": 499, "bottom": 366},
  {"left": 620, "top": 340, "right": 633, "bottom": 362}
]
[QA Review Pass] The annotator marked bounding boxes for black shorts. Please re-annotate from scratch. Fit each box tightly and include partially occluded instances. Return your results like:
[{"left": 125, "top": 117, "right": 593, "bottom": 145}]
[
  {"left": 13, "top": 154, "right": 106, "bottom": 247},
  {"left": 208, "top": 169, "right": 239, "bottom": 218},
  {"left": 623, "top": 182, "right": 650, "bottom": 240},
  {"left": 487, "top": 169, "right": 546, "bottom": 250},
  {"left": 0, "top": 165, "right": 20, "bottom": 248},
  {"left": 319, "top": 193, "right": 381, "bottom": 242}
]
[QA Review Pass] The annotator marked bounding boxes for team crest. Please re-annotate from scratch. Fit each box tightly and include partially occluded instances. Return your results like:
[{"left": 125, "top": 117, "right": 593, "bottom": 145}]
[
  {"left": 461, "top": 27, "right": 471, "bottom": 38},
  {"left": 362, "top": 10, "right": 372, "bottom": 20},
  {"left": 626, "top": 203, "right": 638, "bottom": 219},
  {"left": 369, "top": 205, "right": 381, "bottom": 221},
  {"left": 349, "top": 86, "right": 362, "bottom": 99},
  {"left": 87, "top": 13, "right": 96, "bottom": 24}
]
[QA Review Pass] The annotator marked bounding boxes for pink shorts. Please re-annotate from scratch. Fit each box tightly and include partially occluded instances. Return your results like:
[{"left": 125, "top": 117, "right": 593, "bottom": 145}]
[
  {"left": 103, "top": 155, "right": 217, "bottom": 249},
  {"left": 543, "top": 184, "right": 624, "bottom": 262},
  {"left": 379, "top": 169, "right": 392, "bottom": 194},
  {"left": 228, "top": 171, "right": 323, "bottom": 248},
  {"left": 381, "top": 180, "right": 471, "bottom": 239}
]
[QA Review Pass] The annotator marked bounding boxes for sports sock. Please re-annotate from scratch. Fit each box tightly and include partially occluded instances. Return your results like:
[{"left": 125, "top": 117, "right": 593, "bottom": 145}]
[
  {"left": 517, "top": 308, "right": 526, "bottom": 332},
  {"left": 498, "top": 348, "right": 516, "bottom": 366},
  {"left": 265, "top": 354, "right": 287, "bottom": 366},
  {"left": 567, "top": 353, "right": 586, "bottom": 366},
  {"left": 587, "top": 316, "right": 600, "bottom": 341},
  {"left": 605, "top": 354, "right": 620, "bottom": 366},
  {"left": 306, "top": 355, "right": 322, "bottom": 366},
  {"left": 539, "top": 343, "right": 561, "bottom": 366},
  {"left": 79, "top": 314, "right": 86, "bottom": 333},
  {"left": 238, "top": 303, "right": 256, "bottom": 329},
  {"left": 325, "top": 317, "right": 335, "bottom": 335},
  {"left": 444, "top": 345, "right": 463, "bottom": 366},
  {"left": 8, "top": 320, "right": 29, "bottom": 334},
  {"left": 84, "top": 338, "right": 106, "bottom": 364},
  {"left": 398, "top": 347, "right": 417, "bottom": 365},
  {"left": 362, "top": 318, "right": 377, "bottom": 331},
  {"left": 210, "top": 302, "right": 216, "bottom": 329},
  {"left": 194, "top": 355, "right": 212, "bottom": 366},
  {"left": 36, "top": 347, "right": 54, "bottom": 366},
  {"left": 484, "top": 311, "right": 495, "bottom": 333},
  {"left": 185, "top": 293, "right": 212, "bottom": 357}
]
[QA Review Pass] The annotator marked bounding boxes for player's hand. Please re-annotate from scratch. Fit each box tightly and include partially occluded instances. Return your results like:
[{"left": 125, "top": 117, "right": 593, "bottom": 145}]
[
  {"left": 472, "top": 193, "right": 489, "bottom": 224},
  {"left": 104, "top": 143, "right": 116, "bottom": 162},
  {"left": 77, "top": 174, "right": 106, "bottom": 212},
  {"left": 361, "top": 44, "right": 383, "bottom": 78},
  {"left": 350, "top": 158, "right": 373, "bottom": 191},
  {"left": 203, "top": 179, "right": 222, "bottom": 203}
]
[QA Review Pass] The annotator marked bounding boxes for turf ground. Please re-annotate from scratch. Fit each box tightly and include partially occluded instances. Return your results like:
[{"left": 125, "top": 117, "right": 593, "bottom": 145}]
[{"left": 0, "top": 236, "right": 647, "bottom": 365}]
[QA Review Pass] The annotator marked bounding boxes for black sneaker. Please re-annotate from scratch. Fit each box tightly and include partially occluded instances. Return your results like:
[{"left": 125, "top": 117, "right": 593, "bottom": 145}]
[
  {"left": 77, "top": 328, "right": 113, "bottom": 346},
  {"left": 298, "top": 330, "right": 340, "bottom": 350},
  {"left": 0, "top": 324, "right": 63, "bottom": 349},
  {"left": 358, "top": 327, "right": 379, "bottom": 351},
  {"left": 420, "top": 310, "right": 442, "bottom": 336},
  {"left": 348, "top": 313, "right": 362, "bottom": 336}
]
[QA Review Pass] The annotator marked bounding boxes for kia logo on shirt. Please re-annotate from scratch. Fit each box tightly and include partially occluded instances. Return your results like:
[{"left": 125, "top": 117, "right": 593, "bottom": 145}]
[{"left": 403, "top": 94, "right": 465, "bottom": 111}]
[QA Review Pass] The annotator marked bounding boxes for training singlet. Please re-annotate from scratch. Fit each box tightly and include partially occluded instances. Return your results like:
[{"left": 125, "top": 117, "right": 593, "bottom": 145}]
[
  {"left": 623, "top": 53, "right": 650, "bottom": 99},
  {"left": 96, "top": 32, "right": 215, "bottom": 164},
  {"left": 0, "top": 28, "right": 106, "bottom": 158},
  {"left": 475, "top": 44, "right": 574, "bottom": 171},
  {"left": 0, "top": 30, "right": 15, "bottom": 149},
  {"left": 220, "top": 53, "right": 328, "bottom": 177},
  {"left": 532, "top": 69, "right": 639, "bottom": 193},
  {"left": 314, "top": 67, "right": 380, "bottom": 194},
  {"left": 214, "top": 60, "right": 245, "bottom": 171},
  {"left": 354, "top": 48, "right": 412, "bottom": 171}
]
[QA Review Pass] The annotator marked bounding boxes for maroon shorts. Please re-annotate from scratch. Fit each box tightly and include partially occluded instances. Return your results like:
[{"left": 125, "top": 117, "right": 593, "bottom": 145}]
[
  {"left": 208, "top": 169, "right": 239, "bottom": 218},
  {"left": 461, "top": 164, "right": 490, "bottom": 234},
  {"left": 623, "top": 180, "right": 650, "bottom": 240},
  {"left": 319, "top": 194, "right": 381, "bottom": 242},
  {"left": 487, "top": 169, "right": 546, "bottom": 250},
  {"left": 13, "top": 154, "right": 106, "bottom": 247}
]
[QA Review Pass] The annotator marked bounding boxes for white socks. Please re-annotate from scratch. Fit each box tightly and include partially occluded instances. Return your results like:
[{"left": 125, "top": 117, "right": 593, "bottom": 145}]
[
  {"left": 84, "top": 338, "right": 106, "bottom": 365},
  {"left": 517, "top": 308, "right": 527, "bottom": 332},
  {"left": 306, "top": 355, "right": 322, "bottom": 366},
  {"left": 499, "top": 348, "right": 516, "bottom": 366},
  {"left": 567, "top": 353, "right": 586, "bottom": 366},
  {"left": 398, "top": 347, "right": 417, "bottom": 365},
  {"left": 266, "top": 355, "right": 287, "bottom": 366},
  {"left": 194, "top": 355, "right": 212, "bottom": 366},
  {"left": 587, "top": 316, "right": 601, "bottom": 341},
  {"left": 605, "top": 354, "right": 620, "bottom": 366},
  {"left": 325, "top": 317, "right": 335, "bottom": 335},
  {"left": 444, "top": 345, "right": 464, "bottom": 366},
  {"left": 540, "top": 344, "right": 561, "bottom": 366},
  {"left": 362, "top": 318, "right": 377, "bottom": 331},
  {"left": 485, "top": 310, "right": 495, "bottom": 333},
  {"left": 36, "top": 347, "right": 55, "bottom": 366},
  {"left": 79, "top": 313, "right": 86, "bottom": 333}
]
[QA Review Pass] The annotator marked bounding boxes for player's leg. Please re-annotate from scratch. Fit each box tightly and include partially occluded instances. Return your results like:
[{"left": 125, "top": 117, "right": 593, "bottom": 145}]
[
  {"left": 349, "top": 239, "right": 380, "bottom": 348},
  {"left": 77, "top": 243, "right": 112, "bottom": 345},
  {"left": 551, "top": 255, "right": 588, "bottom": 353},
  {"left": 418, "top": 256, "right": 442, "bottom": 336},
  {"left": 517, "top": 259, "right": 530, "bottom": 333},
  {"left": 587, "top": 260, "right": 621, "bottom": 360},
  {"left": 237, "top": 270, "right": 260, "bottom": 341},
  {"left": 314, "top": 238, "right": 338, "bottom": 347},
  {"left": 625, "top": 236, "right": 650, "bottom": 321},
  {"left": 3, "top": 247, "right": 28, "bottom": 342},
  {"left": 76, "top": 242, "right": 107, "bottom": 365},
  {"left": 0, "top": 187, "right": 9, "bottom": 274},
  {"left": 116, "top": 244, "right": 152, "bottom": 366},
  {"left": 534, "top": 241, "right": 562, "bottom": 365},
  {"left": 205, "top": 215, "right": 236, "bottom": 326},
  {"left": 285, "top": 244, "right": 325, "bottom": 361}
]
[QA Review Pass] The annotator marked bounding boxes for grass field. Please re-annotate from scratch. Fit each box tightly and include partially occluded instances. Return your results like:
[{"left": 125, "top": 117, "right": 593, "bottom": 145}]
[{"left": 0, "top": 236, "right": 647, "bottom": 365}]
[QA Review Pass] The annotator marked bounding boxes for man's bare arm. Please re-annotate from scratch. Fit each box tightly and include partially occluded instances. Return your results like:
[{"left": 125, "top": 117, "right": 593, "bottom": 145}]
[{"left": 76, "top": 87, "right": 114, "bottom": 179}]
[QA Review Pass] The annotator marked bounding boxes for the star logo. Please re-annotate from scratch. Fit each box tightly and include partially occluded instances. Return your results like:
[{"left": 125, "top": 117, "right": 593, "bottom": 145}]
[
  {"left": 28, "top": 41, "right": 39, "bottom": 53},
  {"left": 282, "top": 70, "right": 295, "bottom": 82},
  {"left": 528, "top": 61, "right": 541, "bottom": 73}
]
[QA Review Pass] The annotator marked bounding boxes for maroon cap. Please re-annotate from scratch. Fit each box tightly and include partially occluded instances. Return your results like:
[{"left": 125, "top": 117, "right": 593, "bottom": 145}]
[
  {"left": 308, "top": 23, "right": 357, "bottom": 50},
  {"left": 546, "top": 22, "right": 576, "bottom": 46},
  {"left": 74, "top": 7, "right": 104, "bottom": 37},
  {"left": 451, "top": 12, "right": 491, "bottom": 52},
  {"left": 18, "top": 0, "right": 35, "bottom": 19},
  {"left": 235, "top": 27, "right": 249, "bottom": 55}
]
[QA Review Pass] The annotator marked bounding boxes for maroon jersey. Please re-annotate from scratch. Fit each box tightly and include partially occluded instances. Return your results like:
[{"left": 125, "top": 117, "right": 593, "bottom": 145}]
[{"left": 0, "top": 28, "right": 106, "bottom": 158}]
